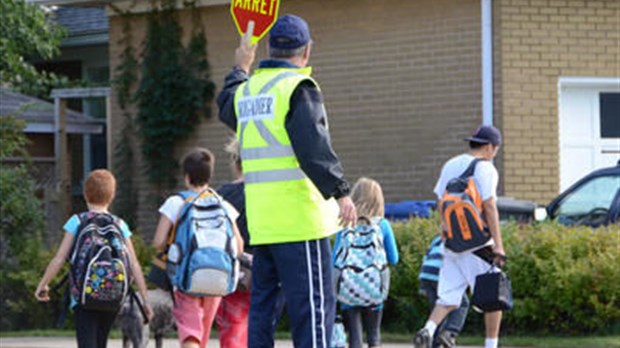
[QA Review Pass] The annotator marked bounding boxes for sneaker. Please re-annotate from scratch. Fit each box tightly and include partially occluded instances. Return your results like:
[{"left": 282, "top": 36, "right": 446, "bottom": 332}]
[
  {"left": 436, "top": 331, "right": 456, "bottom": 348},
  {"left": 413, "top": 328, "right": 432, "bottom": 348}
]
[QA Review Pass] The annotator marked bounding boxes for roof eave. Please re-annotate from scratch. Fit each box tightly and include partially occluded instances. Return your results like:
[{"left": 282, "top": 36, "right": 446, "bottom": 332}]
[
  {"left": 60, "top": 32, "right": 109, "bottom": 48},
  {"left": 27, "top": 0, "right": 113, "bottom": 6},
  {"left": 29, "top": 0, "right": 231, "bottom": 14},
  {"left": 25, "top": 122, "right": 104, "bottom": 135}
]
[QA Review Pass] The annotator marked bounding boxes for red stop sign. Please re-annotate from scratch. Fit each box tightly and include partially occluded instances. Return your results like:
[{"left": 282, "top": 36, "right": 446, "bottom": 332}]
[{"left": 231, "top": 0, "right": 280, "bottom": 44}]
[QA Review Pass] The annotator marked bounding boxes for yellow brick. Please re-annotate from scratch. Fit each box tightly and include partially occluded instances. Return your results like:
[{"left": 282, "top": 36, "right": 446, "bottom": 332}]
[
  {"left": 521, "top": 6, "right": 539, "bottom": 14},
  {"left": 540, "top": 8, "right": 559, "bottom": 15},
  {"left": 531, "top": 0, "right": 548, "bottom": 6},
  {"left": 587, "top": 15, "right": 607, "bottom": 23},
  {"left": 567, "top": 0, "right": 586, "bottom": 7},
  {"left": 541, "top": 22, "right": 559, "bottom": 30},
  {"left": 549, "top": 0, "right": 567, "bottom": 6},
  {"left": 596, "top": 8, "right": 616, "bottom": 16},
  {"left": 512, "top": 14, "right": 531, "bottom": 22},
  {"left": 522, "top": 22, "right": 541, "bottom": 30},
  {"left": 549, "top": 15, "right": 568, "bottom": 23},
  {"left": 525, "top": 176, "right": 542, "bottom": 184},
  {"left": 531, "top": 60, "right": 550, "bottom": 68},
  {"left": 559, "top": 8, "right": 579, "bottom": 15},
  {"left": 586, "top": 1, "right": 605, "bottom": 8}
]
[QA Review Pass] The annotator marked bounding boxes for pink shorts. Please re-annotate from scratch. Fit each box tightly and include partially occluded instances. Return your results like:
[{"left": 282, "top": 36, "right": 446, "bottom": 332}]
[{"left": 172, "top": 290, "right": 222, "bottom": 347}]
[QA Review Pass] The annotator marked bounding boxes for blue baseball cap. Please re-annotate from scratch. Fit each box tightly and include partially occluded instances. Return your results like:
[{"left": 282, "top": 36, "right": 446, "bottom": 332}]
[
  {"left": 465, "top": 125, "right": 502, "bottom": 146},
  {"left": 269, "top": 14, "right": 311, "bottom": 49}
]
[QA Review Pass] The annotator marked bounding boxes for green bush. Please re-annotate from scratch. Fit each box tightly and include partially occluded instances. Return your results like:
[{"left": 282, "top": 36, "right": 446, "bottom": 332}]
[
  {"left": 384, "top": 215, "right": 620, "bottom": 335},
  {"left": 0, "top": 117, "right": 57, "bottom": 330}
]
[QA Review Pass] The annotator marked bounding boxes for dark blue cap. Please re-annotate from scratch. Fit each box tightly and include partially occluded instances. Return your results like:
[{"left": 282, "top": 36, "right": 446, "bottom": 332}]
[
  {"left": 465, "top": 125, "right": 502, "bottom": 146},
  {"left": 269, "top": 14, "right": 311, "bottom": 49}
]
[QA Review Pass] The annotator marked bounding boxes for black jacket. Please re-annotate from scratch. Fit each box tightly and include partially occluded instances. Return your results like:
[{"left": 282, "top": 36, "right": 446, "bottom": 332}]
[{"left": 217, "top": 60, "right": 350, "bottom": 199}]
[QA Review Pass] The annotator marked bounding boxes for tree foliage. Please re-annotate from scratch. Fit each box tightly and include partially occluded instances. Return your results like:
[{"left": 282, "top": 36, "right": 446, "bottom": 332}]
[
  {"left": 0, "top": 0, "right": 68, "bottom": 98},
  {"left": 135, "top": 0, "right": 215, "bottom": 187},
  {"left": 0, "top": 116, "right": 51, "bottom": 330},
  {"left": 111, "top": 10, "right": 139, "bottom": 227}
]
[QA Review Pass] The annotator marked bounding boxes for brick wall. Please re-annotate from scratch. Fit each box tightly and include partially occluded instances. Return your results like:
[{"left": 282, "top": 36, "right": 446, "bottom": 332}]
[
  {"left": 109, "top": 0, "right": 484, "bottom": 236},
  {"left": 494, "top": 0, "right": 619, "bottom": 203}
]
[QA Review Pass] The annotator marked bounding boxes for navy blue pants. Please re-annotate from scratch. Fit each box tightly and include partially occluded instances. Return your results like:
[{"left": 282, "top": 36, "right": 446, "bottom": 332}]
[
  {"left": 420, "top": 280, "right": 470, "bottom": 347},
  {"left": 249, "top": 238, "right": 336, "bottom": 348}
]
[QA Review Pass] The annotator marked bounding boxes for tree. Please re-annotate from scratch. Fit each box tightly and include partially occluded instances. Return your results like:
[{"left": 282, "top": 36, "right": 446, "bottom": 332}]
[
  {"left": 0, "top": 0, "right": 67, "bottom": 97},
  {"left": 0, "top": 116, "right": 52, "bottom": 330}
]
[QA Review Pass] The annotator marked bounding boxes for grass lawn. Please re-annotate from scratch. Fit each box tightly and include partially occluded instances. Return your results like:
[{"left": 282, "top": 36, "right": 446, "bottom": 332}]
[{"left": 2, "top": 330, "right": 618, "bottom": 347}]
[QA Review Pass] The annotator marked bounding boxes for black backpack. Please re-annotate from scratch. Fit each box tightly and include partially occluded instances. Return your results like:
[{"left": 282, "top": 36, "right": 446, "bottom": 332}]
[{"left": 69, "top": 212, "right": 131, "bottom": 311}]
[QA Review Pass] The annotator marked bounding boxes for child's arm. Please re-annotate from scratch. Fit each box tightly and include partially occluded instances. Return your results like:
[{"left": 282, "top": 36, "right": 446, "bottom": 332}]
[
  {"left": 125, "top": 238, "right": 154, "bottom": 322},
  {"left": 232, "top": 222, "right": 244, "bottom": 255},
  {"left": 380, "top": 219, "right": 399, "bottom": 265},
  {"left": 34, "top": 232, "right": 75, "bottom": 301},
  {"left": 152, "top": 215, "right": 173, "bottom": 250}
]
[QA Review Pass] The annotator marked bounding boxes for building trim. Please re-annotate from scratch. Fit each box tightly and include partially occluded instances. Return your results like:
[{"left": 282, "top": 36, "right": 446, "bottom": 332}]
[
  {"left": 24, "top": 122, "right": 104, "bottom": 134},
  {"left": 481, "top": 0, "right": 493, "bottom": 126},
  {"left": 61, "top": 33, "right": 109, "bottom": 48},
  {"left": 558, "top": 77, "right": 620, "bottom": 90},
  {"left": 51, "top": 87, "right": 111, "bottom": 98}
]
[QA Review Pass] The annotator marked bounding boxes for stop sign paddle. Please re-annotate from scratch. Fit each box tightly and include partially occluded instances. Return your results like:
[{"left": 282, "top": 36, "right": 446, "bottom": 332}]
[{"left": 231, "top": 0, "right": 280, "bottom": 44}]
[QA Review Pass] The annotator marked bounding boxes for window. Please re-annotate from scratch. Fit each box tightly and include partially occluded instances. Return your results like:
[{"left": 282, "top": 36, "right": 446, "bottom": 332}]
[
  {"left": 600, "top": 92, "right": 620, "bottom": 138},
  {"left": 553, "top": 174, "right": 620, "bottom": 226}
]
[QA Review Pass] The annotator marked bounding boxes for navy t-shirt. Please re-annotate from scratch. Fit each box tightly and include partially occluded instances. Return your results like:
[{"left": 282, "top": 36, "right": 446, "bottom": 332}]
[{"left": 217, "top": 182, "right": 250, "bottom": 251}]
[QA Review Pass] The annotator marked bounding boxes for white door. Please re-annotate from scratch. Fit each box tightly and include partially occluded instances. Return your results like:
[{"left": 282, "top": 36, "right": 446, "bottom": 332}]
[{"left": 559, "top": 78, "right": 620, "bottom": 191}]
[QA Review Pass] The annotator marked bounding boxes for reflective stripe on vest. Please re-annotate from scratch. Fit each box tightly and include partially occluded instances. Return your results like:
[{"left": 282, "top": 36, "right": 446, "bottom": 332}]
[
  {"left": 238, "top": 71, "right": 305, "bottom": 184},
  {"left": 234, "top": 67, "right": 340, "bottom": 245}
]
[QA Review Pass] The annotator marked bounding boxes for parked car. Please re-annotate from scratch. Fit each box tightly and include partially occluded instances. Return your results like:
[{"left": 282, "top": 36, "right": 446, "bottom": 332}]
[
  {"left": 540, "top": 160, "right": 620, "bottom": 227},
  {"left": 385, "top": 160, "right": 620, "bottom": 227}
]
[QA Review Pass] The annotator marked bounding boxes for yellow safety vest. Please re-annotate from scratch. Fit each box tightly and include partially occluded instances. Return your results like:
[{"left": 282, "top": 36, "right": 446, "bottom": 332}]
[{"left": 234, "top": 67, "right": 339, "bottom": 245}]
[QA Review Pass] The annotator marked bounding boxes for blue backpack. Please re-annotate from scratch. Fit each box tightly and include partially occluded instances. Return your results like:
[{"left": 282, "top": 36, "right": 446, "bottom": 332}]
[
  {"left": 166, "top": 189, "right": 239, "bottom": 296},
  {"left": 333, "top": 217, "right": 390, "bottom": 307}
]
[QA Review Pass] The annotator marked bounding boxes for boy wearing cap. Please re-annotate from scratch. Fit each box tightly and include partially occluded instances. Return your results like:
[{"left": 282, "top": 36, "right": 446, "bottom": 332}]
[
  {"left": 414, "top": 125, "right": 506, "bottom": 348},
  {"left": 217, "top": 14, "right": 357, "bottom": 348}
]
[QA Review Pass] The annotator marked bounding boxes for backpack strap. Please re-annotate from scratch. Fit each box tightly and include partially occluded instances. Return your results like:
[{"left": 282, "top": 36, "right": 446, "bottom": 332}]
[
  {"left": 165, "top": 190, "right": 208, "bottom": 247},
  {"left": 459, "top": 158, "right": 483, "bottom": 180},
  {"left": 357, "top": 216, "right": 372, "bottom": 225},
  {"left": 50, "top": 273, "right": 70, "bottom": 328},
  {"left": 129, "top": 288, "right": 150, "bottom": 324}
]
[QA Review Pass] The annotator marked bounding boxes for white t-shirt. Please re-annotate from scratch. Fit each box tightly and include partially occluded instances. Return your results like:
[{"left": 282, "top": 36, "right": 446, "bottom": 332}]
[
  {"left": 433, "top": 153, "right": 499, "bottom": 201},
  {"left": 159, "top": 193, "right": 239, "bottom": 223}
]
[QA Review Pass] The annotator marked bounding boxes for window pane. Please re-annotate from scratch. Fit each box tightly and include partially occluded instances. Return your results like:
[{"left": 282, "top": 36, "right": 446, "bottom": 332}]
[
  {"left": 600, "top": 92, "right": 620, "bottom": 138},
  {"left": 555, "top": 175, "right": 620, "bottom": 225}
]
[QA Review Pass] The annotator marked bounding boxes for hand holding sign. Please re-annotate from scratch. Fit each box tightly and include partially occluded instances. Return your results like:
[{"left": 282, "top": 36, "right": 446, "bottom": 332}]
[
  {"left": 231, "top": 0, "right": 279, "bottom": 44},
  {"left": 235, "top": 20, "right": 257, "bottom": 74}
]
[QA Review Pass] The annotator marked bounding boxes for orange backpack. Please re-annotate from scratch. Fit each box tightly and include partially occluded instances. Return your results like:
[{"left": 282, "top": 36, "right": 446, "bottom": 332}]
[{"left": 439, "top": 158, "right": 491, "bottom": 252}]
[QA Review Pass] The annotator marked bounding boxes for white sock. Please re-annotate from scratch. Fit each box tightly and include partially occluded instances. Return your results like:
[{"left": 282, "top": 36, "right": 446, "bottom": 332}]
[
  {"left": 485, "top": 338, "right": 498, "bottom": 348},
  {"left": 423, "top": 320, "right": 438, "bottom": 338}
]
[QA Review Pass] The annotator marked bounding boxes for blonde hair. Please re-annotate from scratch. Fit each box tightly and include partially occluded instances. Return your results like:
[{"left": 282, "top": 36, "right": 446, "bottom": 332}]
[
  {"left": 224, "top": 137, "right": 242, "bottom": 177},
  {"left": 350, "top": 177, "right": 385, "bottom": 218}
]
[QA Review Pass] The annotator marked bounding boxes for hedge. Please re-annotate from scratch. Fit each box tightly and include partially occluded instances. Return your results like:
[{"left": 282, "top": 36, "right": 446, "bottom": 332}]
[
  {"left": 383, "top": 215, "right": 620, "bottom": 335},
  {"left": 2, "top": 211, "right": 618, "bottom": 334}
]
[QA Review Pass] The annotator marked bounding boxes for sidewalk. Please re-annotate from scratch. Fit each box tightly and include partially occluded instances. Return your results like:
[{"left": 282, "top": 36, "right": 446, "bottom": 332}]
[{"left": 0, "top": 337, "right": 488, "bottom": 348}]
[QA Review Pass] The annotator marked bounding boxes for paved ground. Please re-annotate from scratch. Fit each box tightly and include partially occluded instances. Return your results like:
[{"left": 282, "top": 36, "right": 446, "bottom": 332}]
[
  {"left": 0, "top": 337, "right": 490, "bottom": 348},
  {"left": 0, "top": 337, "right": 411, "bottom": 348}
]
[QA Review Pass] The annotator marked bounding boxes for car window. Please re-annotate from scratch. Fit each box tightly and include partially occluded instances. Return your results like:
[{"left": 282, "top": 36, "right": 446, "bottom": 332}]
[{"left": 553, "top": 174, "right": 620, "bottom": 225}]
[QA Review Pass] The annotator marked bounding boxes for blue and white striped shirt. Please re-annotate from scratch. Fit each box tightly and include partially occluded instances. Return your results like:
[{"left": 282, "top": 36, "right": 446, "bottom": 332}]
[{"left": 419, "top": 235, "right": 443, "bottom": 283}]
